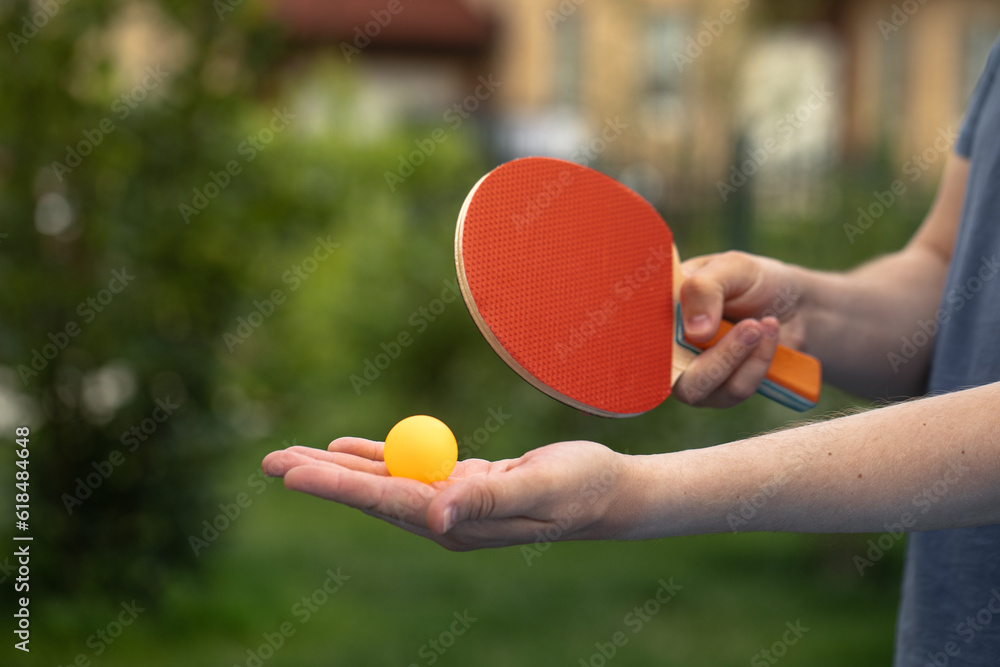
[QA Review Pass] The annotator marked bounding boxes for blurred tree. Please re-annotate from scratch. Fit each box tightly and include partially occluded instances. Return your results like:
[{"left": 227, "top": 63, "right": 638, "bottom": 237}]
[
  {"left": 0, "top": 0, "right": 294, "bottom": 599},
  {"left": 0, "top": 0, "right": 907, "bottom": 634},
  {"left": 0, "top": 0, "right": 489, "bottom": 606}
]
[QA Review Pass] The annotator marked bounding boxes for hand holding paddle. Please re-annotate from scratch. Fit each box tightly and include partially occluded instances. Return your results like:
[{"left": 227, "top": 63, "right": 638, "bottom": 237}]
[{"left": 454, "top": 157, "right": 821, "bottom": 416}]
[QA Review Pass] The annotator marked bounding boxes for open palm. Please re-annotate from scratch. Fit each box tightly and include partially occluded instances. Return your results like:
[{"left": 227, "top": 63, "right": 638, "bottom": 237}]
[{"left": 262, "top": 438, "right": 629, "bottom": 551}]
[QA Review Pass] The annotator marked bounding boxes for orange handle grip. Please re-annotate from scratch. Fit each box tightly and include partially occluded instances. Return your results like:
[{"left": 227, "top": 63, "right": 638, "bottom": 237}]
[{"left": 683, "top": 318, "right": 822, "bottom": 411}]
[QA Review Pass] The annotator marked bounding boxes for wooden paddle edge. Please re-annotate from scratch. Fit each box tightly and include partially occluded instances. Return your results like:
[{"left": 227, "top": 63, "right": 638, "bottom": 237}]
[{"left": 453, "top": 165, "right": 646, "bottom": 419}]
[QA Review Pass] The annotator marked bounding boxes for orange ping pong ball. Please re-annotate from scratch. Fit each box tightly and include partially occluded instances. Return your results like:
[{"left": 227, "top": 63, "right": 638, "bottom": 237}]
[{"left": 384, "top": 415, "right": 458, "bottom": 483}]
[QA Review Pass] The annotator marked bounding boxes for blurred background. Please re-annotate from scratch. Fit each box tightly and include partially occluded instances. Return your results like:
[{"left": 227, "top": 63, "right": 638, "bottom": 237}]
[{"left": 2, "top": 0, "right": 998, "bottom": 665}]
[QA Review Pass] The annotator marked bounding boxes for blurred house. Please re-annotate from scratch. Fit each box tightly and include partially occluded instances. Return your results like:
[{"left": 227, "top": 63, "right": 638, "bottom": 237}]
[
  {"left": 469, "top": 0, "right": 750, "bottom": 208},
  {"left": 267, "top": 0, "right": 746, "bottom": 207},
  {"left": 835, "top": 0, "right": 1000, "bottom": 161},
  {"left": 266, "top": 0, "right": 1000, "bottom": 207},
  {"left": 266, "top": 0, "right": 495, "bottom": 134},
  {"left": 736, "top": 0, "right": 1000, "bottom": 210}
]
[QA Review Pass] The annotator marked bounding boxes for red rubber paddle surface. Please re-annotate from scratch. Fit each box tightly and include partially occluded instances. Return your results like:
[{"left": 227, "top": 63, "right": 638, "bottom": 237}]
[{"left": 458, "top": 157, "right": 675, "bottom": 417}]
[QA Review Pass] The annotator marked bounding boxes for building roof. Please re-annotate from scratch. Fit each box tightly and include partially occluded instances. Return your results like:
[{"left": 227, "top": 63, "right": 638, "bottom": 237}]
[{"left": 267, "top": 0, "right": 495, "bottom": 53}]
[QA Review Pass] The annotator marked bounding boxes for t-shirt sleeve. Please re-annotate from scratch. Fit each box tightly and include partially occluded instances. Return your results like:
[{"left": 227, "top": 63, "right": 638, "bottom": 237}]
[{"left": 957, "top": 37, "right": 1000, "bottom": 158}]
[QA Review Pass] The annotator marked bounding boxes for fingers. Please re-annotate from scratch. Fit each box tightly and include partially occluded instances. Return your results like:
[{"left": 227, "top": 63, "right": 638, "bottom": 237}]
[
  {"left": 677, "top": 250, "right": 805, "bottom": 408},
  {"left": 327, "top": 437, "right": 384, "bottom": 461},
  {"left": 426, "top": 460, "right": 553, "bottom": 534},
  {"left": 428, "top": 513, "right": 550, "bottom": 551},
  {"left": 261, "top": 438, "right": 387, "bottom": 480},
  {"left": 284, "top": 463, "right": 436, "bottom": 526},
  {"left": 262, "top": 445, "right": 387, "bottom": 477},
  {"left": 267, "top": 440, "right": 626, "bottom": 552},
  {"left": 680, "top": 252, "right": 763, "bottom": 342},
  {"left": 262, "top": 449, "right": 313, "bottom": 476},
  {"left": 673, "top": 317, "right": 780, "bottom": 408},
  {"left": 281, "top": 460, "right": 549, "bottom": 550}
]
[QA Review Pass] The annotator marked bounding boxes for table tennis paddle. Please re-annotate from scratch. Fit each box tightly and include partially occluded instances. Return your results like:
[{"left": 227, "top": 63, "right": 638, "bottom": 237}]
[{"left": 454, "top": 157, "right": 821, "bottom": 417}]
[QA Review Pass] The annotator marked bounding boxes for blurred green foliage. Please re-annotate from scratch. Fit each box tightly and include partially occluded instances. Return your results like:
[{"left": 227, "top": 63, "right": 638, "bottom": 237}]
[
  {"left": 0, "top": 0, "right": 933, "bottom": 664},
  {"left": 0, "top": 0, "right": 278, "bottom": 601}
]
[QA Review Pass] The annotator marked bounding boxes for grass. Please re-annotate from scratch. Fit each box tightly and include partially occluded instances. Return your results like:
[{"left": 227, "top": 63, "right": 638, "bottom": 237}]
[
  {"left": 26, "top": 448, "right": 904, "bottom": 667},
  {"left": 17, "top": 175, "right": 926, "bottom": 666}
]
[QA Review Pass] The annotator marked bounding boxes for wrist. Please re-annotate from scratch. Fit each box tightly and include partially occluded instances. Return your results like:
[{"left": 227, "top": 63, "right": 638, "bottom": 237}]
[
  {"left": 615, "top": 444, "right": 780, "bottom": 539},
  {"left": 604, "top": 450, "right": 707, "bottom": 540},
  {"left": 778, "top": 262, "right": 827, "bottom": 354}
]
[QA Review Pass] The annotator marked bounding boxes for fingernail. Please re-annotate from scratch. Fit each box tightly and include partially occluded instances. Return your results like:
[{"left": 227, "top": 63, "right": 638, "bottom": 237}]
[
  {"left": 687, "top": 314, "right": 710, "bottom": 335},
  {"left": 762, "top": 318, "right": 779, "bottom": 339},
  {"left": 442, "top": 506, "right": 457, "bottom": 533},
  {"left": 740, "top": 323, "right": 762, "bottom": 347}
]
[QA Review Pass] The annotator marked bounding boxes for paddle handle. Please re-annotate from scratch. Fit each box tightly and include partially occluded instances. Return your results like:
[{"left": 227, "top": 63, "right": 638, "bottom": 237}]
[{"left": 677, "top": 313, "right": 822, "bottom": 411}]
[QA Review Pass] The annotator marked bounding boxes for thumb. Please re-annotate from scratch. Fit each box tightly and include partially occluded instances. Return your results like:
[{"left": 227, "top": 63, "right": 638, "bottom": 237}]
[
  {"left": 427, "top": 468, "right": 547, "bottom": 534},
  {"left": 679, "top": 270, "right": 724, "bottom": 342},
  {"left": 680, "top": 252, "right": 759, "bottom": 342}
]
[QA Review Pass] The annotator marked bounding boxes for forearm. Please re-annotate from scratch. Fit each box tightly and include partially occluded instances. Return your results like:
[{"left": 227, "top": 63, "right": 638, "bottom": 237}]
[
  {"left": 789, "top": 155, "right": 965, "bottom": 399},
  {"left": 791, "top": 245, "right": 949, "bottom": 397},
  {"left": 620, "top": 382, "right": 1000, "bottom": 538}
]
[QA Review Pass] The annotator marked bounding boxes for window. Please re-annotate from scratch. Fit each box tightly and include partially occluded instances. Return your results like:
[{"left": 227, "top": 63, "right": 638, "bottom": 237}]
[
  {"left": 643, "top": 13, "right": 689, "bottom": 119},
  {"left": 879, "top": 27, "right": 907, "bottom": 145},
  {"left": 553, "top": 13, "right": 582, "bottom": 108},
  {"left": 961, "top": 20, "right": 1000, "bottom": 103}
]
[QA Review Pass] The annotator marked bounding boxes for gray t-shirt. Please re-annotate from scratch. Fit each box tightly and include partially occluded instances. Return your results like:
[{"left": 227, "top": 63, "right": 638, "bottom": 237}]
[{"left": 893, "top": 36, "right": 1000, "bottom": 667}]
